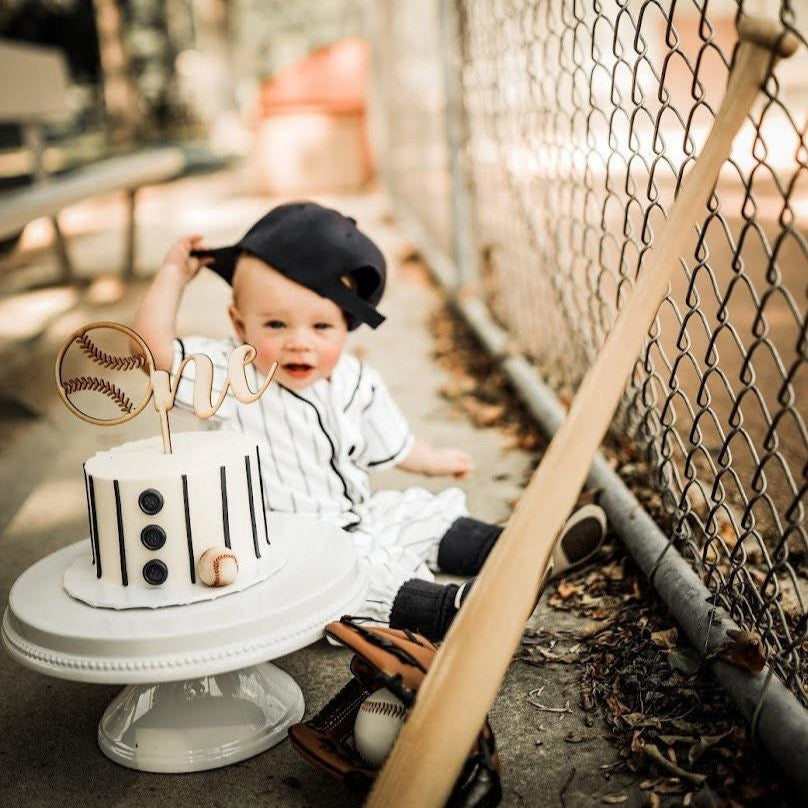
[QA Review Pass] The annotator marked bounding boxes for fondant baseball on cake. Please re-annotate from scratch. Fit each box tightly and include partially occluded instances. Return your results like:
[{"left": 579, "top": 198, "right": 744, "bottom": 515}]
[
  {"left": 56, "top": 321, "right": 287, "bottom": 609},
  {"left": 197, "top": 546, "right": 239, "bottom": 587}
]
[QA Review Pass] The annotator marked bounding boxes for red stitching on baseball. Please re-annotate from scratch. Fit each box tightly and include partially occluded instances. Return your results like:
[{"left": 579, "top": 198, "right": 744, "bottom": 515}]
[
  {"left": 211, "top": 552, "right": 237, "bottom": 586},
  {"left": 361, "top": 700, "right": 407, "bottom": 721}
]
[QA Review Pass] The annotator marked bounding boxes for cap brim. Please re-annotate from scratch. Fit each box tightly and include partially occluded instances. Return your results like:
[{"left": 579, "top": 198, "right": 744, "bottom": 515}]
[
  {"left": 190, "top": 246, "right": 241, "bottom": 285},
  {"left": 325, "top": 279, "right": 386, "bottom": 329},
  {"left": 191, "top": 246, "right": 385, "bottom": 329}
]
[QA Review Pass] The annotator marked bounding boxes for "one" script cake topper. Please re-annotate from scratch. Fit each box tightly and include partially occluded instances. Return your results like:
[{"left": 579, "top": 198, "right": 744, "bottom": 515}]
[{"left": 55, "top": 321, "right": 276, "bottom": 454}]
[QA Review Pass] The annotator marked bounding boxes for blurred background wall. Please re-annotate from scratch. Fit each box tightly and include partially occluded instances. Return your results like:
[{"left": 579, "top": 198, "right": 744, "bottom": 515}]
[{"left": 0, "top": 0, "right": 370, "bottom": 188}]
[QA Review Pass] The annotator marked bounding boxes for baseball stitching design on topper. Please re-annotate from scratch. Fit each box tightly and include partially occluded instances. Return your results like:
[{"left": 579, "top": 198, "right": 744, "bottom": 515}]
[
  {"left": 61, "top": 375, "right": 137, "bottom": 414},
  {"left": 55, "top": 320, "right": 277, "bottom": 454},
  {"left": 76, "top": 331, "right": 148, "bottom": 372}
]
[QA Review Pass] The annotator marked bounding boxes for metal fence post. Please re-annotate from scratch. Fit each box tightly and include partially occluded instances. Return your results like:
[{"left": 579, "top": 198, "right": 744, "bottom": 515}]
[
  {"left": 366, "top": 1, "right": 397, "bottom": 209},
  {"left": 438, "top": 0, "right": 478, "bottom": 291}
]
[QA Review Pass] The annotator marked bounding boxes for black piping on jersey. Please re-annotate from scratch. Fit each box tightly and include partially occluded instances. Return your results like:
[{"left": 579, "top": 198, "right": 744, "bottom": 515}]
[
  {"left": 177, "top": 337, "right": 186, "bottom": 362},
  {"left": 344, "top": 360, "right": 363, "bottom": 412},
  {"left": 363, "top": 396, "right": 411, "bottom": 467},
  {"left": 365, "top": 431, "right": 412, "bottom": 467},
  {"left": 278, "top": 383, "right": 359, "bottom": 510},
  {"left": 311, "top": 385, "right": 351, "bottom": 504},
  {"left": 306, "top": 408, "right": 330, "bottom": 514},
  {"left": 361, "top": 383, "right": 376, "bottom": 412},
  {"left": 310, "top": 385, "right": 367, "bottom": 510}
]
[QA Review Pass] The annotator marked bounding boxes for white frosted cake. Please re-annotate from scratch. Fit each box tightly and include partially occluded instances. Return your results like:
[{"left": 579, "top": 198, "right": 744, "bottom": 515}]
[{"left": 63, "top": 431, "right": 287, "bottom": 609}]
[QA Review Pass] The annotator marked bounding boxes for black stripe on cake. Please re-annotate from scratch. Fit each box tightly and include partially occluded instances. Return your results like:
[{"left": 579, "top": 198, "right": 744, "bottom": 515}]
[
  {"left": 245, "top": 456, "right": 260, "bottom": 558},
  {"left": 81, "top": 465, "right": 95, "bottom": 566},
  {"left": 256, "top": 447, "right": 270, "bottom": 545},
  {"left": 182, "top": 474, "right": 195, "bottom": 583},
  {"left": 86, "top": 469, "right": 102, "bottom": 578},
  {"left": 112, "top": 479, "right": 128, "bottom": 586},
  {"left": 220, "top": 466, "right": 231, "bottom": 549}
]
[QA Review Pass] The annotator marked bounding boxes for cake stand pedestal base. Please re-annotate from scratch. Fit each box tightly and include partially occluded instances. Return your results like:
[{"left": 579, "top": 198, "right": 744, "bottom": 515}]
[
  {"left": 2, "top": 514, "right": 369, "bottom": 773},
  {"left": 97, "top": 662, "right": 304, "bottom": 772}
]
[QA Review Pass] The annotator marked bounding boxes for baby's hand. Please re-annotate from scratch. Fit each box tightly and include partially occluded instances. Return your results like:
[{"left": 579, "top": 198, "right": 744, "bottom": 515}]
[
  {"left": 161, "top": 235, "right": 208, "bottom": 282},
  {"left": 427, "top": 448, "right": 475, "bottom": 480}
]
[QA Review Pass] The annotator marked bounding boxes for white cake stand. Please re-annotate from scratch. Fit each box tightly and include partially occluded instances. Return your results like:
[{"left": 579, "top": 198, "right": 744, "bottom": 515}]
[{"left": 1, "top": 513, "right": 368, "bottom": 773}]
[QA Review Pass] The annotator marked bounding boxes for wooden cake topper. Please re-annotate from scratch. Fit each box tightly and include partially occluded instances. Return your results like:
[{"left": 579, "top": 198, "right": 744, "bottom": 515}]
[{"left": 55, "top": 321, "right": 276, "bottom": 454}]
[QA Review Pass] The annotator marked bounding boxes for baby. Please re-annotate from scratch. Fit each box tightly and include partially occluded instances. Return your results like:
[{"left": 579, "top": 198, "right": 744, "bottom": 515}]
[{"left": 134, "top": 201, "right": 605, "bottom": 640}]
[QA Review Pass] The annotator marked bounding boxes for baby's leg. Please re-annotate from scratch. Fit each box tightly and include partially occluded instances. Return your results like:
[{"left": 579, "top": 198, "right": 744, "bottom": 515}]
[
  {"left": 391, "top": 504, "right": 607, "bottom": 641},
  {"left": 368, "top": 487, "right": 468, "bottom": 571},
  {"left": 437, "top": 504, "right": 607, "bottom": 579},
  {"left": 347, "top": 516, "right": 460, "bottom": 625}
]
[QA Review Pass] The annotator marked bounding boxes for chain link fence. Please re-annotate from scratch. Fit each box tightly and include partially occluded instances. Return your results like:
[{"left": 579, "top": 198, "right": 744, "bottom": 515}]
[{"left": 372, "top": 0, "right": 808, "bottom": 706}]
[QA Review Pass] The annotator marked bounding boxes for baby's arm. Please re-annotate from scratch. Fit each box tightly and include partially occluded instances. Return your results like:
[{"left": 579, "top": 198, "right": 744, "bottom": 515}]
[
  {"left": 397, "top": 439, "right": 475, "bottom": 480},
  {"left": 133, "top": 235, "right": 207, "bottom": 370}
]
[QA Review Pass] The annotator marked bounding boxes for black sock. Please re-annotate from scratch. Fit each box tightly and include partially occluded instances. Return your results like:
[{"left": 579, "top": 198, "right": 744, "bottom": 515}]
[
  {"left": 437, "top": 517, "right": 503, "bottom": 575},
  {"left": 389, "top": 578, "right": 476, "bottom": 641}
]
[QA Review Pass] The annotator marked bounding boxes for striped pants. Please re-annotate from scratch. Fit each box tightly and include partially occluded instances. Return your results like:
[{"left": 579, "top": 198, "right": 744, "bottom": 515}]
[{"left": 340, "top": 486, "right": 469, "bottom": 623}]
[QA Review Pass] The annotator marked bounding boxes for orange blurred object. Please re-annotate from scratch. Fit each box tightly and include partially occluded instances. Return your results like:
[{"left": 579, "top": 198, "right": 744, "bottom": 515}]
[{"left": 248, "top": 38, "right": 373, "bottom": 194}]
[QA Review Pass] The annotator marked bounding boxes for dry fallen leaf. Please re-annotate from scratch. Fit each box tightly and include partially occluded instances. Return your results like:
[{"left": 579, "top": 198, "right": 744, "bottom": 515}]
[
  {"left": 714, "top": 629, "right": 767, "bottom": 673},
  {"left": 718, "top": 518, "right": 739, "bottom": 548},
  {"left": 461, "top": 399, "right": 507, "bottom": 427},
  {"left": 439, "top": 377, "right": 476, "bottom": 399},
  {"left": 606, "top": 693, "right": 630, "bottom": 716},
  {"left": 556, "top": 580, "right": 582, "bottom": 601},
  {"left": 601, "top": 562, "right": 625, "bottom": 581},
  {"left": 651, "top": 627, "right": 679, "bottom": 649}
]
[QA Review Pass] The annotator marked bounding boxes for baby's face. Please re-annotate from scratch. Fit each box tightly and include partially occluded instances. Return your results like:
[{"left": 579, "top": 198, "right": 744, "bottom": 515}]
[{"left": 229, "top": 255, "right": 348, "bottom": 390}]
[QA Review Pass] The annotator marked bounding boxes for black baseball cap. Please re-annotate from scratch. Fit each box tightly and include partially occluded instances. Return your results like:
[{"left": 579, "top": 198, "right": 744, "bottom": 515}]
[{"left": 191, "top": 201, "right": 386, "bottom": 330}]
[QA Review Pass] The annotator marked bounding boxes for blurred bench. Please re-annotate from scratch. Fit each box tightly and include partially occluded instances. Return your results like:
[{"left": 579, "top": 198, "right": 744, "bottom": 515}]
[{"left": 0, "top": 39, "right": 186, "bottom": 283}]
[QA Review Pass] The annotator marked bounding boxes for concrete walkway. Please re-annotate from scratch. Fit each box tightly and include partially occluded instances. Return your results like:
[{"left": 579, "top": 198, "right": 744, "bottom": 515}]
[{"left": 0, "top": 170, "right": 640, "bottom": 807}]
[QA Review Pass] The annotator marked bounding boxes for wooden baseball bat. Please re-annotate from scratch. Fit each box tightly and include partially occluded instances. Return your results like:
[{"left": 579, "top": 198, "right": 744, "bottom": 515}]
[{"left": 368, "top": 17, "right": 798, "bottom": 808}]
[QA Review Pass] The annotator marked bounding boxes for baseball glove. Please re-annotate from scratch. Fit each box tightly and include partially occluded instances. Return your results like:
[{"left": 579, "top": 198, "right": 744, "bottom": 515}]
[{"left": 288, "top": 616, "right": 502, "bottom": 807}]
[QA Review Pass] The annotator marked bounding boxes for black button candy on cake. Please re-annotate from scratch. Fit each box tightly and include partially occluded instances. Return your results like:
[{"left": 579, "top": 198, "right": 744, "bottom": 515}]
[
  {"left": 143, "top": 560, "right": 168, "bottom": 586},
  {"left": 141, "top": 525, "right": 167, "bottom": 551},
  {"left": 138, "top": 488, "right": 164, "bottom": 515}
]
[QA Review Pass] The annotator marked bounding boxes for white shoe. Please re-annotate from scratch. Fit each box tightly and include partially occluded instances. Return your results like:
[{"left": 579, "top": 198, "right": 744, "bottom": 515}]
[{"left": 546, "top": 503, "right": 607, "bottom": 580}]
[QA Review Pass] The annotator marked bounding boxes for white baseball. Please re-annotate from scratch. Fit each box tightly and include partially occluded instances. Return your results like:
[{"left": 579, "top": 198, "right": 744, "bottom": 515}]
[
  {"left": 353, "top": 688, "right": 408, "bottom": 767},
  {"left": 197, "top": 546, "right": 239, "bottom": 587}
]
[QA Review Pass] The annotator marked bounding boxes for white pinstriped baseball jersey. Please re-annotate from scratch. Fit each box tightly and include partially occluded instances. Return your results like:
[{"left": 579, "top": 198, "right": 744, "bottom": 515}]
[{"left": 171, "top": 337, "right": 468, "bottom": 620}]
